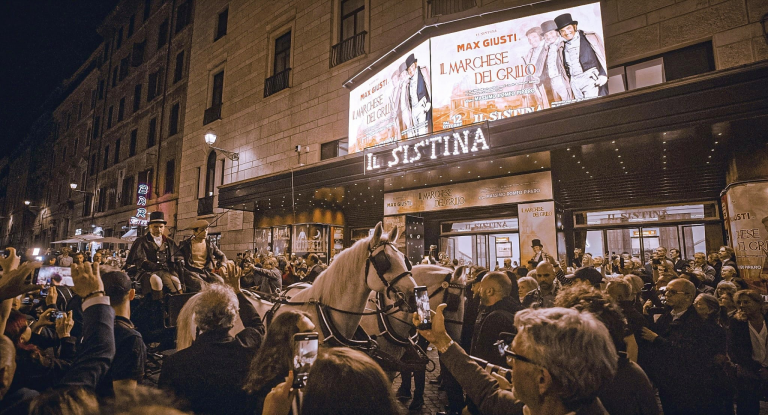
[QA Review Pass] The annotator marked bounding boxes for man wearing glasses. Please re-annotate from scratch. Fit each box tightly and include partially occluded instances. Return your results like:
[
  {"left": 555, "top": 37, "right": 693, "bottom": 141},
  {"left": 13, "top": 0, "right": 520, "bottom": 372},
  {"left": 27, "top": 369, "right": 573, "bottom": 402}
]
[
  {"left": 414, "top": 305, "right": 617, "bottom": 415},
  {"left": 641, "top": 279, "right": 722, "bottom": 415}
]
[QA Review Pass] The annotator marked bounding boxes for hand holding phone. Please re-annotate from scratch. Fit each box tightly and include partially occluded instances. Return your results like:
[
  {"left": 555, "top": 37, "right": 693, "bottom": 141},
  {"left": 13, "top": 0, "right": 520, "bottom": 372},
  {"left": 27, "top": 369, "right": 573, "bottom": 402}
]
[
  {"left": 415, "top": 286, "right": 431, "bottom": 330},
  {"left": 292, "top": 333, "right": 319, "bottom": 389}
]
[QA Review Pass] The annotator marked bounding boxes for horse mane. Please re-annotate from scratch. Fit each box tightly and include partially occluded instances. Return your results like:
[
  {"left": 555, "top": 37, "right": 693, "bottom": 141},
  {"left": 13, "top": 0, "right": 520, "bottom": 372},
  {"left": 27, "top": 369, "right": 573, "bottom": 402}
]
[{"left": 292, "top": 233, "right": 390, "bottom": 304}]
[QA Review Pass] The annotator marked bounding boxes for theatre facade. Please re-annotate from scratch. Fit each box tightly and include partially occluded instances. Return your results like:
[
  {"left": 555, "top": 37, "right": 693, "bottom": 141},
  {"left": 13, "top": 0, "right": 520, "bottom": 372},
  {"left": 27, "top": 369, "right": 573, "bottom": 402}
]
[{"left": 177, "top": 0, "right": 768, "bottom": 291}]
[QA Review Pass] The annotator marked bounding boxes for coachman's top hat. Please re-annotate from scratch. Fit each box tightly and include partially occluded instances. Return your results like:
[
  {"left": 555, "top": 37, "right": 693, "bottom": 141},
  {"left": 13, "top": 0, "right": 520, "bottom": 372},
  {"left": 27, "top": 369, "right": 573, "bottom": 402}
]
[
  {"left": 148, "top": 211, "right": 167, "bottom": 225},
  {"left": 554, "top": 13, "right": 578, "bottom": 31},
  {"left": 531, "top": 239, "right": 543, "bottom": 248},
  {"left": 405, "top": 54, "right": 417, "bottom": 68},
  {"left": 540, "top": 20, "right": 558, "bottom": 34}
]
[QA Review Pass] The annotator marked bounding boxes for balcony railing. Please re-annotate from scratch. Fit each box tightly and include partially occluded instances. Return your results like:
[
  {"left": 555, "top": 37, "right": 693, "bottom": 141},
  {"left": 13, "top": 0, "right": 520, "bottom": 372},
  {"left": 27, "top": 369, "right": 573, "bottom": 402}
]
[
  {"left": 428, "top": 0, "right": 476, "bottom": 17},
  {"left": 197, "top": 195, "right": 214, "bottom": 216},
  {"left": 264, "top": 68, "right": 291, "bottom": 98},
  {"left": 203, "top": 103, "right": 222, "bottom": 125},
  {"left": 330, "top": 31, "right": 367, "bottom": 68}
]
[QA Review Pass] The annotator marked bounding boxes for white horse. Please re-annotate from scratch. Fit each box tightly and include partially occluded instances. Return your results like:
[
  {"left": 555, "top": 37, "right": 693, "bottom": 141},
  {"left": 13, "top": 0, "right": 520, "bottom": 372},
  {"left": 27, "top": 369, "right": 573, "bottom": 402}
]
[{"left": 360, "top": 264, "right": 466, "bottom": 366}]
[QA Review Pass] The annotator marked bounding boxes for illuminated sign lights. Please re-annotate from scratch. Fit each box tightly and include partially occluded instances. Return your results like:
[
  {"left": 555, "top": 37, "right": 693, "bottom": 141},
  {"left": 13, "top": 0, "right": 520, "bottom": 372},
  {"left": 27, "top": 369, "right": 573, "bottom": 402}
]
[
  {"left": 132, "top": 183, "right": 150, "bottom": 226},
  {"left": 365, "top": 125, "right": 490, "bottom": 172}
]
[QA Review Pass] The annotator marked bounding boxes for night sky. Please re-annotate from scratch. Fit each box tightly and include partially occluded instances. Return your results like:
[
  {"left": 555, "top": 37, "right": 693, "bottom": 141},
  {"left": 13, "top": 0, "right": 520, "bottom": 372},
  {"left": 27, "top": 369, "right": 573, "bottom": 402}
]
[{"left": 0, "top": 1, "right": 119, "bottom": 153}]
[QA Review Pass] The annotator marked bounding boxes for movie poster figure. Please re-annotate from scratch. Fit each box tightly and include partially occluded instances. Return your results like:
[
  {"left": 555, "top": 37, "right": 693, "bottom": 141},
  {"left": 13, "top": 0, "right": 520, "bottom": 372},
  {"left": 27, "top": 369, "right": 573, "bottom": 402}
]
[
  {"left": 527, "top": 239, "right": 547, "bottom": 269},
  {"left": 389, "top": 63, "right": 407, "bottom": 140},
  {"left": 400, "top": 53, "right": 432, "bottom": 139},
  {"left": 761, "top": 216, "right": 768, "bottom": 281},
  {"left": 534, "top": 20, "right": 574, "bottom": 107},
  {"left": 554, "top": 13, "right": 608, "bottom": 99},
  {"left": 521, "top": 26, "right": 548, "bottom": 109}
]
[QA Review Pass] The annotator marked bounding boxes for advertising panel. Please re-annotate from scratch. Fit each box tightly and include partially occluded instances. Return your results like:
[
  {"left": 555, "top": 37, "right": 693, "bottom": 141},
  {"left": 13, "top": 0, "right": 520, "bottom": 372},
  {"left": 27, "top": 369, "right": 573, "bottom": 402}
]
[
  {"left": 348, "top": 41, "right": 432, "bottom": 153},
  {"left": 347, "top": 2, "right": 605, "bottom": 152},
  {"left": 518, "top": 201, "right": 557, "bottom": 270},
  {"left": 722, "top": 181, "right": 768, "bottom": 293},
  {"left": 384, "top": 171, "right": 552, "bottom": 215}
]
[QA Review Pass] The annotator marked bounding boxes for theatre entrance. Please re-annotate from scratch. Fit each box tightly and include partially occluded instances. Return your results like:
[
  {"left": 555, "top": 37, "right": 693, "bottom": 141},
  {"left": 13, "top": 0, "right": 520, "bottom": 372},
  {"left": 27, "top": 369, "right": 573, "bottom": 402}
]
[{"left": 439, "top": 217, "right": 520, "bottom": 269}]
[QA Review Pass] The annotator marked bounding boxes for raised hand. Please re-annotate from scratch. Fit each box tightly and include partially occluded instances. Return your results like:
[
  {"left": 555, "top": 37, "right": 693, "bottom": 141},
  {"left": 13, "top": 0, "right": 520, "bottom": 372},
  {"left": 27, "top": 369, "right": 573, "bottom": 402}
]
[
  {"left": 413, "top": 303, "right": 452, "bottom": 348},
  {"left": 56, "top": 310, "right": 75, "bottom": 338},
  {"left": 46, "top": 284, "right": 59, "bottom": 306},
  {"left": 221, "top": 260, "right": 242, "bottom": 293},
  {"left": 31, "top": 308, "right": 56, "bottom": 333},
  {"left": 70, "top": 262, "right": 104, "bottom": 297},
  {"left": 0, "top": 247, "right": 21, "bottom": 272},
  {"left": 0, "top": 261, "right": 43, "bottom": 301},
  {"left": 263, "top": 372, "right": 296, "bottom": 415}
]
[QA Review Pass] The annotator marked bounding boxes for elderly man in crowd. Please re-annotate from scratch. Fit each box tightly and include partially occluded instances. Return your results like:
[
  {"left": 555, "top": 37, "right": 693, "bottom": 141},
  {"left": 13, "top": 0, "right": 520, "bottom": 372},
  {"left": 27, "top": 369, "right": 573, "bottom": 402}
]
[
  {"left": 691, "top": 252, "right": 717, "bottom": 287},
  {"left": 722, "top": 265, "right": 748, "bottom": 290},
  {"left": 178, "top": 219, "right": 227, "bottom": 292},
  {"left": 641, "top": 278, "right": 723, "bottom": 415},
  {"left": 719, "top": 246, "right": 739, "bottom": 278},
  {"left": 416, "top": 304, "right": 617, "bottom": 415}
]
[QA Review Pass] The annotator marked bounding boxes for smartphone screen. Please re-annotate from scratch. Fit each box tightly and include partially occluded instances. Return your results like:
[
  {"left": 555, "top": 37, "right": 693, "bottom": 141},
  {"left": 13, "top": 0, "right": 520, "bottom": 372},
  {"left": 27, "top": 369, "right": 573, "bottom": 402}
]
[
  {"left": 415, "top": 286, "right": 431, "bottom": 330},
  {"left": 34, "top": 266, "right": 73, "bottom": 287},
  {"left": 292, "top": 333, "right": 319, "bottom": 389}
]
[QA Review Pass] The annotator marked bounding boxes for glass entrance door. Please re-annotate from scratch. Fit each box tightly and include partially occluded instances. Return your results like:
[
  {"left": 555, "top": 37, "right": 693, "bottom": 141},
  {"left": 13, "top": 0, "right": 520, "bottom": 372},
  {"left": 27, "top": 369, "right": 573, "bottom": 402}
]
[{"left": 441, "top": 233, "right": 520, "bottom": 269}]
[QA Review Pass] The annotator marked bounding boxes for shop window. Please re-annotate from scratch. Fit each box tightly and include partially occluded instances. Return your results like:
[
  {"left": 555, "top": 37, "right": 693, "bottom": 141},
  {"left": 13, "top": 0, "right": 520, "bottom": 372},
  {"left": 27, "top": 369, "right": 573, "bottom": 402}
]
[
  {"left": 320, "top": 138, "right": 349, "bottom": 160},
  {"left": 215, "top": 8, "right": 228, "bottom": 41}
]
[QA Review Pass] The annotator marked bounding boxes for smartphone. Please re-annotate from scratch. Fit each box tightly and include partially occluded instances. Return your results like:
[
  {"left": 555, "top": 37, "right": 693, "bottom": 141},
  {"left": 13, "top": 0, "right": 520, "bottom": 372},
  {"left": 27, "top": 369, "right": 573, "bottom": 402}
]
[
  {"left": 415, "top": 286, "right": 431, "bottom": 330},
  {"left": 292, "top": 333, "right": 319, "bottom": 389},
  {"left": 33, "top": 266, "right": 73, "bottom": 287},
  {"left": 49, "top": 311, "right": 64, "bottom": 322}
]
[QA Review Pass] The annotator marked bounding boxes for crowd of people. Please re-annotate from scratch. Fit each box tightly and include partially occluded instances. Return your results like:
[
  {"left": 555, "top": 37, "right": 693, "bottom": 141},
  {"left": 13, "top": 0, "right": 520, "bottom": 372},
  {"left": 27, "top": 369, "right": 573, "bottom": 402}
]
[{"left": 0, "top": 209, "right": 766, "bottom": 415}]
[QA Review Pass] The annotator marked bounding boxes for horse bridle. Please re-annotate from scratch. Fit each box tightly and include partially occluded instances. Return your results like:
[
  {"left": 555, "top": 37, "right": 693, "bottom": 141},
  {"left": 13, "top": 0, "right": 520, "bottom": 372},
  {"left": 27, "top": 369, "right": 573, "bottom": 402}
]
[{"left": 365, "top": 241, "right": 414, "bottom": 309}]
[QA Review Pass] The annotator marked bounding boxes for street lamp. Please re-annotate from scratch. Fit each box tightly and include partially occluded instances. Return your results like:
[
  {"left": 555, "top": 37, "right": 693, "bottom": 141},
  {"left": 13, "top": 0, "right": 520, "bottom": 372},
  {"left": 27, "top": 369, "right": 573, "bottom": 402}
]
[
  {"left": 204, "top": 131, "right": 239, "bottom": 161},
  {"left": 24, "top": 201, "right": 30, "bottom": 206},
  {"left": 69, "top": 183, "right": 94, "bottom": 195}
]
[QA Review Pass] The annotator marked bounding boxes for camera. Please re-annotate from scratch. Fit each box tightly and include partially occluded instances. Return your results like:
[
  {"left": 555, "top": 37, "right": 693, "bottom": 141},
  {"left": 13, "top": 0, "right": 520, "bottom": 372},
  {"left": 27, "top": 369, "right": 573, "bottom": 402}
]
[
  {"left": 640, "top": 283, "right": 667, "bottom": 314},
  {"left": 49, "top": 311, "right": 65, "bottom": 322}
]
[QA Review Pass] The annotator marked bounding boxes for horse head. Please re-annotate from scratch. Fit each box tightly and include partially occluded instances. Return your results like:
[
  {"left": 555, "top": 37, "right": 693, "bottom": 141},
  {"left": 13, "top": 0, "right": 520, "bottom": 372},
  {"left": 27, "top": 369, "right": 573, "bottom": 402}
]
[{"left": 365, "top": 222, "right": 417, "bottom": 313}]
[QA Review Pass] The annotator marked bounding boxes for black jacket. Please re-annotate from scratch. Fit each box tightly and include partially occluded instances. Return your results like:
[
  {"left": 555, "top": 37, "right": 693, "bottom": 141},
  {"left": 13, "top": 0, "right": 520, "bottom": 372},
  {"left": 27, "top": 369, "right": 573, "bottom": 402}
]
[
  {"left": 303, "top": 263, "right": 325, "bottom": 283},
  {"left": 727, "top": 314, "right": 768, "bottom": 379},
  {"left": 158, "top": 292, "right": 265, "bottom": 415},
  {"left": 178, "top": 238, "right": 227, "bottom": 272},
  {"left": 126, "top": 233, "right": 182, "bottom": 273},
  {"left": 470, "top": 297, "right": 522, "bottom": 367}
]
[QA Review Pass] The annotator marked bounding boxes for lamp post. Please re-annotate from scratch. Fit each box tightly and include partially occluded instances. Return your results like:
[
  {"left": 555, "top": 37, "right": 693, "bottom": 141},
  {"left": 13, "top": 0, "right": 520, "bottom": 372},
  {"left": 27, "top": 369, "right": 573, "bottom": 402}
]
[
  {"left": 69, "top": 183, "right": 94, "bottom": 195},
  {"left": 204, "top": 132, "right": 239, "bottom": 161}
]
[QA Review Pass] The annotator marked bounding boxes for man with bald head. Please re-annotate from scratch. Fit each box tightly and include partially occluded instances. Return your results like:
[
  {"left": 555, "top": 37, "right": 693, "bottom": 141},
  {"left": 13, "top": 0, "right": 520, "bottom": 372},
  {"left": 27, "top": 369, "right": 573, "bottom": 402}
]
[
  {"left": 641, "top": 278, "right": 723, "bottom": 414},
  {"left": 535, "top": 257, "right": 563, "bottom": 307},
  {"left": 470, "top": 272, "right": 522, "bottom": 368}
]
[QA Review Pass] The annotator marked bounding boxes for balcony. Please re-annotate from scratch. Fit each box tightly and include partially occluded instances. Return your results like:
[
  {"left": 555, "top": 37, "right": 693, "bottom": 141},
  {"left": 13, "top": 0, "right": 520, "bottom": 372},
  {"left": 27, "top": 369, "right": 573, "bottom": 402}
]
[
  {"left": 197, "top": 195, "right": 214, "bottom": 216},
  {"left": 428, "top": 0, "right": 476, "bottom": 17},
  {"left": 203, "top": 103, "right": 222, "bottom": 125},
  {"left": 330, "top": 31, "right": 367, "bottom": 68},
  {"left": 264, "top": 68, "right": 291, "bottom": 98}
]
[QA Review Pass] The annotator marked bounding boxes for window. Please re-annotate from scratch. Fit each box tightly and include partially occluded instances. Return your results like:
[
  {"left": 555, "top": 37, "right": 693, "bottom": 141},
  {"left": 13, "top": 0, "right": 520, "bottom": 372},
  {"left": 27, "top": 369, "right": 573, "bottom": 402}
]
[
  {"left": 121, "top": 175, "right": 135, "bottom": 206},
  {"left": 321, "top": 138, "right": 349, "bottom": 160},
  {"left": 73, "top": 138, "right": 78, "bottom": 153},
  {"left": 173, "top": 51, "right": 184, "bottom": 83},
  {"left": 62, "top": 146, "right": 68, "bottom": 163},
  {"left": 175, "top": 2, "right": 191, "bottom": 33},
  {"left": 157, "top": 19, "right": 169, "bottom": 49},
  {"left": 143, "top": 0, "right": 151, "bottom": 22},
  {"left": 83, "top": 193, "right": 93, "bottom": 216},
  {"left": 116, "top": 27, "right": 124, "bottom": 49},
  {"left": 91, "top": 89, "right": 97, "bottom": 109},
  {"left": 340, "top": 0, "right": 364, "bottom": 41},
  {"left": 117, "top": 97, "right": 125, "bottom": 122},
  {"left": 103, "top": 145, "right": 110, "bottom": 170},
  {"left": 98, "top": 188, "right": 107, "bottom": 212},
  {"left": 112, "top": 67, "right": 118, "bottom": 87},
  {"left": 147, "top": 117, "right": 157, "bottom": 147},
  {"left": 132, "top": 41, "right": 146, "bottom": 66},
  {"left": 212, "top": 70, "right": 224, "bottom": 106},
  {"left": 215, "top": 8, "right": 228, "bottom": 41},
  {"left": 98, "top": 80, "right": 105, "bottom": 99},
  {"left": 164, "top": 159, "right": 175, "bottom": 194},
  {"left": 78, "top": 102, "right": 83, "bottom": 120},
  {"left": 205, "top": 151, "right": 216, "bottom": 197},
  {"left": 129, "top": 129, "right": 137, "bottom": 157},
  {"left": 90, "top": 153, "right": 97, "bottom": 175},
  {"left": 138, "top": 168, "right": 154, "bottom": 199},
  {"left": 119, "top": 57, "right": 129, "bottom": 80},
  {"left": 103, "top": 42, "right": 110, "bottom": 62},
  {"left": 147, "top": 68, "right": 162, "bottom": 101},
  {"left": 93, "top": 116, "right": 101, "bottom": 139},
  {"left": 128, "top": 15, "right": 135, "bottom": 38},
  {"left": 114, "top": 139, "right": 121, "bottom": 164},
  {"left": 108, "top": 186, "right": 117, "bottom": 210},
  {"left": 133, "top": 84, "right": 142, "bottom": 112},
  {"left": 169, "top": 103, "right": 180, "bottom": 136},
  {"left": 274, "top": 32, "right": 291, "bottom": 75},
  {"left": 107, "top": 106, "right": 114, "bottom": 128}
]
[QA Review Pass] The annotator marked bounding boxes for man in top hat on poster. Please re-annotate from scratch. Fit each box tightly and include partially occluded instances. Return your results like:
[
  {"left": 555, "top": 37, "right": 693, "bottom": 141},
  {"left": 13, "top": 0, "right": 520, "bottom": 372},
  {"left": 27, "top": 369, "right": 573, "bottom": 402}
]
[
  {"left": 401, "top": 53, "right": 432, "bottom": 139},
  {"left": 554, "top": 12, "right": 608, "bottom": 99},
  {"left": 534, "top": 20, "right": 574, "bottom": 107},
  {"left": 178, "top": 219, "right": 227, "bottom": 292},
  {"left": 527, "top": 239, "right": 546, "bottom": 269},
  {"left": 126, "top": 211, "right": 183, "bottom": 300},
  {"left": 522, "top": 26, "right": 548, "bottom": 109}
]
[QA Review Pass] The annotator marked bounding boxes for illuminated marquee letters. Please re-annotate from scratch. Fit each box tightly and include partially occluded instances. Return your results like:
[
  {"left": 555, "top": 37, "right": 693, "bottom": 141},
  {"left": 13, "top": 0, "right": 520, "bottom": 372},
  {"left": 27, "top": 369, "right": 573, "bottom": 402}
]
[{"left": 366, "top": 126, "right": 489, "bottom": 172}]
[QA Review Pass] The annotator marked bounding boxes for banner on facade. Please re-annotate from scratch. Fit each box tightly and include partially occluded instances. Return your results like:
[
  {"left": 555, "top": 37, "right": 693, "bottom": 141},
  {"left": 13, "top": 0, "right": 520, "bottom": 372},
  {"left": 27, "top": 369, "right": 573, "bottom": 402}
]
[
  {"left": 518, "top": 200, "right": 557, "bottom": 270},
  {"left": 348, "top": 2, "right": 605, "bottom": 153},
  {"left": 384, "top": 171, "right": 552, "bottom": 215},
  {"left": 721, "top": 181, "right": 768, "bottom": 293}
]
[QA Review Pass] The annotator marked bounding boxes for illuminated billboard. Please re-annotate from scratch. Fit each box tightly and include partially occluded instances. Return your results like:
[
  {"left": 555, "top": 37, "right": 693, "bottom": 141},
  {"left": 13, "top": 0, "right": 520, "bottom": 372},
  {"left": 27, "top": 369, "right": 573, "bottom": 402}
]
[{"left": 347, "top": 2, "right": 605, "bottom": 153}]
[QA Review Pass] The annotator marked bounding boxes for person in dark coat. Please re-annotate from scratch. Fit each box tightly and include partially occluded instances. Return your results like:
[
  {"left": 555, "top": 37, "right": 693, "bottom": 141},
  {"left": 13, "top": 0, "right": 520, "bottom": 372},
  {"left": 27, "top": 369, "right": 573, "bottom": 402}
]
[
  {"left": 640, "top": 279, "right": 722, "bottom": 415},
  {"left": 471, "top": 271, "right": 522, "bottom": 367},
  {"left": 727, "top": 290, "right": 768, "bottom": 415},
  {"left": 177, "top": 219, "right": 227, "bottom": 292},
  {"left": 158, "top": 270, "right": 265, "bottom": 415},
  {"left": 302, "top": 254, "right": 325, "bottom": 284},
  {"left": 125, "top": 212, "right": 183, "bottom": 299},
  {"left": 718, "top": 246, "right": 740, "bottom": 278}
]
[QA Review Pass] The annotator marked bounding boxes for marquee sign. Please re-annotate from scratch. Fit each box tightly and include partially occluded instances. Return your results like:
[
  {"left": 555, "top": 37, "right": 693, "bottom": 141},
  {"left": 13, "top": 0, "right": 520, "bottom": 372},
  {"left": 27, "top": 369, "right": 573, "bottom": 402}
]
[
  {"left": 132, "top": 183, "right": 150, "bottom": 227},
  {"left": 364, "top": 124, "right": 490, "bottom": 173}
]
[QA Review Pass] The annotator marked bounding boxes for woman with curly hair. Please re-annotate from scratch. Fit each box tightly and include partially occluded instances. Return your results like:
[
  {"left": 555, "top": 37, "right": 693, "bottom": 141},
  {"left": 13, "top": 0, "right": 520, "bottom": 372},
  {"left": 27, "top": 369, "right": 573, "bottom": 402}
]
[
  {"left": 243, "top": 310, "right": 314, "bottom": 415},
  {"left": 3, "top": 309, "right": 76, "bottom": 395}
]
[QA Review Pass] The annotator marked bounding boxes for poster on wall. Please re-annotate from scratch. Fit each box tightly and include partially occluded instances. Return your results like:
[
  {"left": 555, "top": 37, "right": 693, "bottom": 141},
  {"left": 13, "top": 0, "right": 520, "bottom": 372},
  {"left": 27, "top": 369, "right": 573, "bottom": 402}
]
[
  {"left": 722, "top": 181, "right": 768, "bottom": 293},
  {"left": 518, "top": 201, "right": 557, "bottom": 270},
  {"left": 272, "top": 226, "right": 291, "bottom": 256},
  {"left": 383, "top": 215, "right": 407, "bottom": 251},
  {"left": 347, "top": 2, "right": 605, "bottom": 153},
  {"left": 348, "top": 41, "right": 432, "bottom": 153},
  {"left": 253, "top": 228, "right": 272, "bottom": 255},
  {"left": 330, "top": 226, "right": 344, "bottom": 260}
]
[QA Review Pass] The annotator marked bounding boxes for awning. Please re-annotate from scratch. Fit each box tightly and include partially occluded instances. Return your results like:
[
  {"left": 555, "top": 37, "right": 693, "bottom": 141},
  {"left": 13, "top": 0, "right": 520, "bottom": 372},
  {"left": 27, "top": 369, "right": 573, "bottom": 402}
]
[
  {"left": 94, "top": 237, "right": 131, "bottom": 244},
  {"left": 121, "top": 229, "right": 138, "bottom": 241},
  {"left": 51, "top": 238, "right": 85, "bottom": 244}
]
